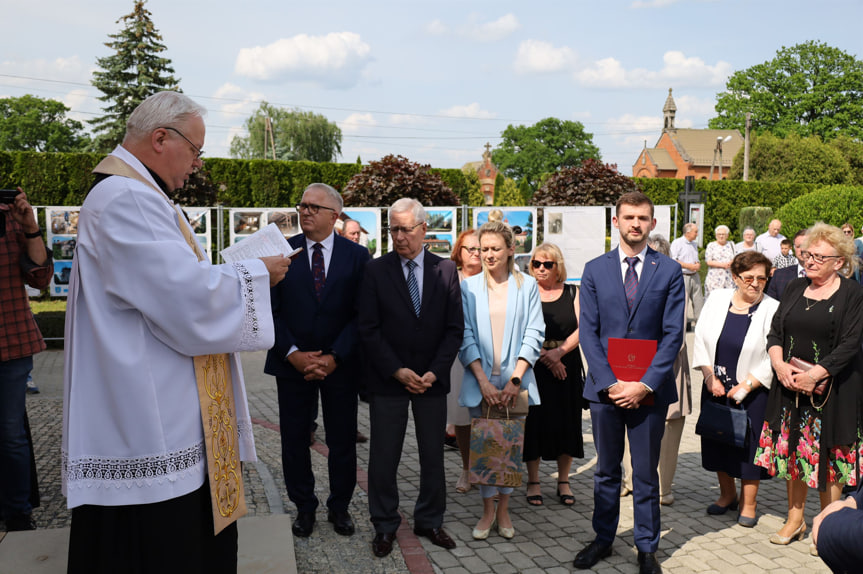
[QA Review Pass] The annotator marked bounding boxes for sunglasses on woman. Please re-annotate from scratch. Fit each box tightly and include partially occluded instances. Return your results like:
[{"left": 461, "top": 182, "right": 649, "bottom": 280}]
[{"left": 531, "top": 260, "right": 555, "bottom": 270}]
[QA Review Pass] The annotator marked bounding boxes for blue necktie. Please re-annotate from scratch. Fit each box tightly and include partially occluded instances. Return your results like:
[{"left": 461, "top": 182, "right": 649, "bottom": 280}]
[
  {"left": 624, "top": 257, "right": 639, "bottom": 311},
  {"left": 406, "top": 259, "right": 420, "bottom": 317},
  {"left": 312, "top": 243, "right": 325, "bottom": 301}
]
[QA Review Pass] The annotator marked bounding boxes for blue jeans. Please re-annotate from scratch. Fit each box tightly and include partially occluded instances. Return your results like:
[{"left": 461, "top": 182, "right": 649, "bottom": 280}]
[{"left": 0, "top": 356, "right": 33, "bottom": 517}]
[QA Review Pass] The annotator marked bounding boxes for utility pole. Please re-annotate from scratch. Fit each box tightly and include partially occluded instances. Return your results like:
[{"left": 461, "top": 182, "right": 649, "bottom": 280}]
[
  {"left": 264, "top": 117, "right": 276, "bottom": 160},
  {"left": 743, "top": 112, "right": 751, "bottom": 181}
]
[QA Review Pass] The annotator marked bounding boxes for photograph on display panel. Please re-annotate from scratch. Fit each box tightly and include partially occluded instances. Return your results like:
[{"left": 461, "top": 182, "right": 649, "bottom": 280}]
[
  {"left": 423, "top": 208, "right": 456, "bottom": 257},
  {"left": 473, "top": 207, "right": 536, "bottom": 255},
  {"left": 341, "top": 207, "right": 381, "bottom": 257},
  {"left": 230, "top": 209, "right": 263, "bottom": 244},
  {"left": 265, "top": 209, "right": 300, "bottom": 239},
  {"left": 45, "top": 207, "right": 79, "bottom": 296}
]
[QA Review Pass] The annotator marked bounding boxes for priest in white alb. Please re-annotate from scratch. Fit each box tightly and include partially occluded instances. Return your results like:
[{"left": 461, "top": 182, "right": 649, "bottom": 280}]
[{"left": 61, "top": 91, "right": 291, "bottom": 573}]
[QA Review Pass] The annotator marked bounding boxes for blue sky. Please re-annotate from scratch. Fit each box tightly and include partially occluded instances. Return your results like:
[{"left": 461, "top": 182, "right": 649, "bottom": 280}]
[{"left": 1, "top": 0, "right": 859, "bottom": 173}]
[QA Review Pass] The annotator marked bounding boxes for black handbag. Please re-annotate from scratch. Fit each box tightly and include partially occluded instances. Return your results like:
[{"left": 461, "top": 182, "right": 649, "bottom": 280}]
[{"left": 695, "top": 398, "right": 749, "bottom": 448}]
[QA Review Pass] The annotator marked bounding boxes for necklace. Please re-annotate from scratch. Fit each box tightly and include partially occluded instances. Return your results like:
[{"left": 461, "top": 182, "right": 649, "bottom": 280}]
[
  {"left": 804, "top": 297, "right": 820, "bottom": 311},
  {"left": 731, "top": 292, "right": 762, "bottom": 312}
]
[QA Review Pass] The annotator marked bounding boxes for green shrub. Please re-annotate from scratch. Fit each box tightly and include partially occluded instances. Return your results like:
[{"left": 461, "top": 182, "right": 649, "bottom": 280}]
[{"left": 775, "top": 185, "right": 863, "bottom": 233}]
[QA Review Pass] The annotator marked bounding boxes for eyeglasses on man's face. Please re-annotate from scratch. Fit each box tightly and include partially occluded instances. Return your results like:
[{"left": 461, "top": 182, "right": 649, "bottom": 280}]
[
  {"left": 531, "top": 260, "right": 555, "bottom": 270},
  {"left": 736, "top": 274, "right": 768, "bottom": 285},
  {"left": 296, "top": 202, "right": 336, "bottom": 215},
  {"left": 800, "top": 251, "right": 842, "bottom": 265},
  {"left": 388, "top": 222, "right": 424, "bottom": 236},
  {"left": 160, "top": 126, "right": 204, "bottom": 158}
]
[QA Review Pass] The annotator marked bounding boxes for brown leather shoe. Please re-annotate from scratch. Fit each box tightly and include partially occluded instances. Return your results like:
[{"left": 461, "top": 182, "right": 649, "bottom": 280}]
[
  {"left": 372, "top": 532, "right": 396, "bottom": 557},
  {"left": 413, "top": 527, "right": 456, "bottom": 549}
]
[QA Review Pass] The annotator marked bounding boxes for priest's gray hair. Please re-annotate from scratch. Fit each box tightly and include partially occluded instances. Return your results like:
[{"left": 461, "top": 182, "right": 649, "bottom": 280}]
[
  {"left": 124, "top": 92, "right": 207, "bottom": 143},
  {"left": 388, "top": 198, "right": 426, "bottom": 226},
  {"left": 305, "top": 183, "right": 343, "bottom": 214}
]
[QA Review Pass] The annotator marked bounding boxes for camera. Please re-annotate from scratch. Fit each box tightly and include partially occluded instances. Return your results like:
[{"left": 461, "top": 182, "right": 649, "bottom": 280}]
[{"left": 0, "top": 189, "right": 19, "bottom": 204}]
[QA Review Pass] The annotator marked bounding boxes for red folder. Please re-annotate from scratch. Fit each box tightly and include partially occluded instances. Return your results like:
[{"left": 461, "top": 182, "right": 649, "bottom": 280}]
[{"left": 607, "top": 338, "right": 657, "bottom": 406}]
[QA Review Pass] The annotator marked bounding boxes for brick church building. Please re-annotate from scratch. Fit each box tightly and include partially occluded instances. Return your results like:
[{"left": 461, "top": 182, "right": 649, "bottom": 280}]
[{"left": 632, "top": 89, "right": 743, "bottom": 180}]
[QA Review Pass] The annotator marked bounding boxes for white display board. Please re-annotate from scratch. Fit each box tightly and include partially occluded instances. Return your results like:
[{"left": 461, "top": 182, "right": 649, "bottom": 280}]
[
  {"left": 542, "top": 206, "right": 607, "bottom": 283},
  {"left": 182, "top": 207, "right": 212, "bottom": 260}
]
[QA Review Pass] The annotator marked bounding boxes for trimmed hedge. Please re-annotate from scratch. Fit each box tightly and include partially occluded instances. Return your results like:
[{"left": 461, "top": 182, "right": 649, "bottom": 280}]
[{"left": 776, "top": 185, "right": 863, "bottom": 233}]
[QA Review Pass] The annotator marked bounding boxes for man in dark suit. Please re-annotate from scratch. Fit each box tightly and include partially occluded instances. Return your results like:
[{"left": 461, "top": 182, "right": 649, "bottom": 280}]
[
  {"left": 264, "top": 183, "right": 370, "bottom": 539},
  {"left": 766, "top": 229, "right": 807, "bottom": 300},
  {"left": 357, "top": 198, "right": 463, "bottom": 558},
  {"left": 813, "top": 484, "right": 863, "bottom": 572},
  {"left": 575, "top": 191, "right": 685, "bottom": 574}
]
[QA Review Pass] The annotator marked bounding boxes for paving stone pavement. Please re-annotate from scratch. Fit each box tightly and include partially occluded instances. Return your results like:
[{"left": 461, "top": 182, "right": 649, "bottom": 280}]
[{"left": 13, "top": 336, "right": 832, "bottom": 573}]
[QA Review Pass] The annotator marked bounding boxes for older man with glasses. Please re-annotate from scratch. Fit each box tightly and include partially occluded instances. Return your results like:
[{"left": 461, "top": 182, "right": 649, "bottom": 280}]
[
  {"left": 357, "top": 198, "right": 464, "bottom": 558},
  {"left": 264, "top": 183, "right": 371, "bottom": 540}
]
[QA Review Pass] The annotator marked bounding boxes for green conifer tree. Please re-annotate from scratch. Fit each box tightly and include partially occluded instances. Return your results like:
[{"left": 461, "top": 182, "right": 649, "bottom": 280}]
[{"left": 90, "top": 0, "right": 180, "bottom": 152}]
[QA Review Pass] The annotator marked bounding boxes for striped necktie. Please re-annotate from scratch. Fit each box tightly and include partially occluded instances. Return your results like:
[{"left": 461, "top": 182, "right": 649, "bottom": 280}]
[{"left": 406, "top": 259, "right": 421, "bottom": 317}]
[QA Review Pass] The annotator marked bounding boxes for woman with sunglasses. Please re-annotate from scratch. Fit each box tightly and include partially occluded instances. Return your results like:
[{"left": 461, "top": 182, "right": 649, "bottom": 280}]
[
  {"left": 521, "top": 243, "right": 583, "bottom": 508},
  {"left": 693, "top": 251, "right": 778, "bottom": 527},
  {"left": 754, "top": 223, "right": 863, "bottom": 554},
  {"left": 459, "top": 221, "right": 544, "bottom": 540},
  {"left": 446, "top": 229, "right": 483, "bottom": 494}
]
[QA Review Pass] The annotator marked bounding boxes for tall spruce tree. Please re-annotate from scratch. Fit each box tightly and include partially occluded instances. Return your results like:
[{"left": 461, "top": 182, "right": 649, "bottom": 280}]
[{"left": 90, "top": 0, "right": 180, "bottom": 151}]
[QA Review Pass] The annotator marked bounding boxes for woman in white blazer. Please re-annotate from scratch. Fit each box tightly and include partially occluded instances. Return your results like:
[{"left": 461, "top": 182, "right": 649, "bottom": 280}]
[
  {"left": 459, "top": 220, "right": 544, "bottom": 541},
  {"left": 693, "top": 250, "right": 779, "bottom": 527}
]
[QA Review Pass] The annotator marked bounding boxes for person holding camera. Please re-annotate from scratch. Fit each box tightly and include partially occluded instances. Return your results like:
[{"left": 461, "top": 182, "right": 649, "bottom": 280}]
[{"left": 0, "top": 187, "right": 52, "bottom": 531}]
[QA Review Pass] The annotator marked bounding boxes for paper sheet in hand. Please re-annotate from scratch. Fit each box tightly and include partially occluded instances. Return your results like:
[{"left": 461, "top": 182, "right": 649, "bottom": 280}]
[{"left": 220, "top": 223, "right": 294, "bottom": 263}]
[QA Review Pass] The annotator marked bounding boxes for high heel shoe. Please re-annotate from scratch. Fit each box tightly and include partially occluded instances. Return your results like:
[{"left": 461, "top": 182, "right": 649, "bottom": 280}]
[
  {"left": 472, "top": 519, "right": 495, "bottom": 540},
  {"left": 497, "top": 523, "right": 515, "bottom": 539},
  {"left": 769, "top": 521, "right": 806, "bottom": 545},
  {"left": 526, "top": 481, "right": 543, "bottom": 506}
]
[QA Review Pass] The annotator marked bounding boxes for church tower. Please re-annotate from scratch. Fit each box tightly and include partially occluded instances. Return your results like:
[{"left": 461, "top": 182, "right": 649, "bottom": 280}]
[{"left": 663, "top": 88, "right": 677, "bottom": 131}]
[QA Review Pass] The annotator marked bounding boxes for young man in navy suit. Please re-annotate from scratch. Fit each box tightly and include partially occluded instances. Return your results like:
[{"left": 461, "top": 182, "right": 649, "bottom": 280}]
[
  {"left": 357, "top": 198, "right": 463, "bottom": 558},
  {"left": 575, "top": 191, "right": 685, "bottom": 574},
  {"left": 264, "top": 183, "right": 371, "bottom": 539}
]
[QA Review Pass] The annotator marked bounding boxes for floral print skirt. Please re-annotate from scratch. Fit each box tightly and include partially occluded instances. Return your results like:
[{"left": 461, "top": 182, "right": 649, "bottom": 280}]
[{"left": 754, "top": 406, "right": 862, "bottom": 489}]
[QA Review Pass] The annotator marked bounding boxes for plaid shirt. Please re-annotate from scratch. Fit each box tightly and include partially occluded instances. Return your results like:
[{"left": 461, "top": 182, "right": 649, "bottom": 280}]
[{"left": 0, "top": 206, "right": 53, "bottom": 361}]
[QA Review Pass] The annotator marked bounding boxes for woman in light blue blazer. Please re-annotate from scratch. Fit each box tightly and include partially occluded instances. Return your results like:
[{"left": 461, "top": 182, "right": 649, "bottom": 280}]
[{"left": 459, "top": 220, "right": 545, "bottom": 541}]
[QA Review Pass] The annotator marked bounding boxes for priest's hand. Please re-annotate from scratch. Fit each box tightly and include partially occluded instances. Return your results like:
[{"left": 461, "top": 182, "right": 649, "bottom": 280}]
[{"left": 262, "top": 255, "right": 291, "bottom": 286}]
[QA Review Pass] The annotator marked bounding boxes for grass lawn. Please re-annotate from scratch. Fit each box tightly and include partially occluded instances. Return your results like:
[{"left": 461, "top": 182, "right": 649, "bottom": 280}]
[{"left": 31, "top": 299, "right": 66, "bottom": 314}]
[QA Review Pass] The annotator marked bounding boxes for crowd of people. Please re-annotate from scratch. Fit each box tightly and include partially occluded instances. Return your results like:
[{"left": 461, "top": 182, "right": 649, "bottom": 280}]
[{"left": 3, "top": 91, "right": 863, "bottom": 574}]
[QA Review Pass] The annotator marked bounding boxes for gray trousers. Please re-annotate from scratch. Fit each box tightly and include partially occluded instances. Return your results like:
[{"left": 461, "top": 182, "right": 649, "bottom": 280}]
[{"left": 682, "top": 273, "right": 703, "bottom": 322}]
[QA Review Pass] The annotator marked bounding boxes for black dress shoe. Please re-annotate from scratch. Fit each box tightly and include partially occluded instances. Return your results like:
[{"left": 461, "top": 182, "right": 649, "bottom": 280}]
[
  {"left": 327, "top": 509, "right": 355, "bottom": 536},
  {"left": 573, "top": 540, "right": 612, "bottom": 569},
  {"left": 372, "top": 532, "right": 396, "bottom": 557},
  {"left": 413, "top": 527, "right": 456, "bottom": 549},
  {"left": 637, "top": 551, "right": 662, "bottom": 574},
  {"left": 4, "top": 513, "right": 36, "bottom": 531},
  {"left": 291, "top": 512, "right": 316, "bottom": 538}
]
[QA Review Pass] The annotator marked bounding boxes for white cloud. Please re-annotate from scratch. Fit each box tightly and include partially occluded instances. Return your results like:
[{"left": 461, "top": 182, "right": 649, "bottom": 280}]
[
  {"left": 675, "top": 94, "right": 717, "bottom": 119},
  {"left": 438, "top": 103, "right": 496, "bottom": 119},
  {"left": 576, "top": 51, "right": 732, "bottom": 88},
  {"left": 425, "top": 19, "right": 447, "bottom": 36},
  {"left": 341, "top": 113, "right": 376, "bottom": 134},
  {"left": 62, "top": 89, "right": 91, "bottom": 123},
  {"left": 631, "top": 0, "right": 681, "bottom": 8},
  {"left": 514, "top": 40, "right": 576, "bottom": 74},
  {"left": 389, "top": 114, "right": 427, "bottom": 126},
  {"left": 474, "top": 14, "right": 520, "bottom": 42},
  {"left": 234, "top": 32, "right": 372, "bottom": 88},
  {"left": 425, "top": 14, "right": 520, "bottom": 42},
  {"left": 212, "top": 83, "right": 267, "bottom": 117}
]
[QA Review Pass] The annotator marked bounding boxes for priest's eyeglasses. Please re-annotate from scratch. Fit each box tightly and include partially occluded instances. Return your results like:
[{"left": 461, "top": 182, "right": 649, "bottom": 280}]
[
  {"left": 800, "top": 251, "right": 842, "bottom": 265},
  {"left": 160, "top": 127, "right": 204, "bottom": 158},
  {"left": 296, "top": 202, "right": 336, "bottom": 215}
]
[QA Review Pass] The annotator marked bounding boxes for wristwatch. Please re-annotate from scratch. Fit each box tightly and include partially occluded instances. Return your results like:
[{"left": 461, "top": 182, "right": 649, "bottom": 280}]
[
  {"left": 509, "top": 376, "right": 521, "bottom": 388},
  {"left": 745, "top": 380, "right": 753, "bottom": 390}
]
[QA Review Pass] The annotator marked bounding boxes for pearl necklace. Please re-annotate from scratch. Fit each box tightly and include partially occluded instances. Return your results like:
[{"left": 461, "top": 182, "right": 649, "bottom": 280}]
[{"left": 731, "top": 292, "right": 762, "bottom": 312}]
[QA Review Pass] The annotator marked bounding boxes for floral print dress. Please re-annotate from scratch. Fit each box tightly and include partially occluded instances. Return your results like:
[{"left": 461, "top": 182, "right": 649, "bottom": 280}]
[
  {"left": 754, "top": 293, "right": 862, "bottom": 488},
  {"left": 704, "top": 241, "right": 736, "bottom": 297}
]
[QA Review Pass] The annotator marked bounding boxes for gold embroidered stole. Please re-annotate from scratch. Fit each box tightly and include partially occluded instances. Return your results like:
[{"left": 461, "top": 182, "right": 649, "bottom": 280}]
[{"left": 93, "top": 156, "right": 247, "bottom": 534}]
